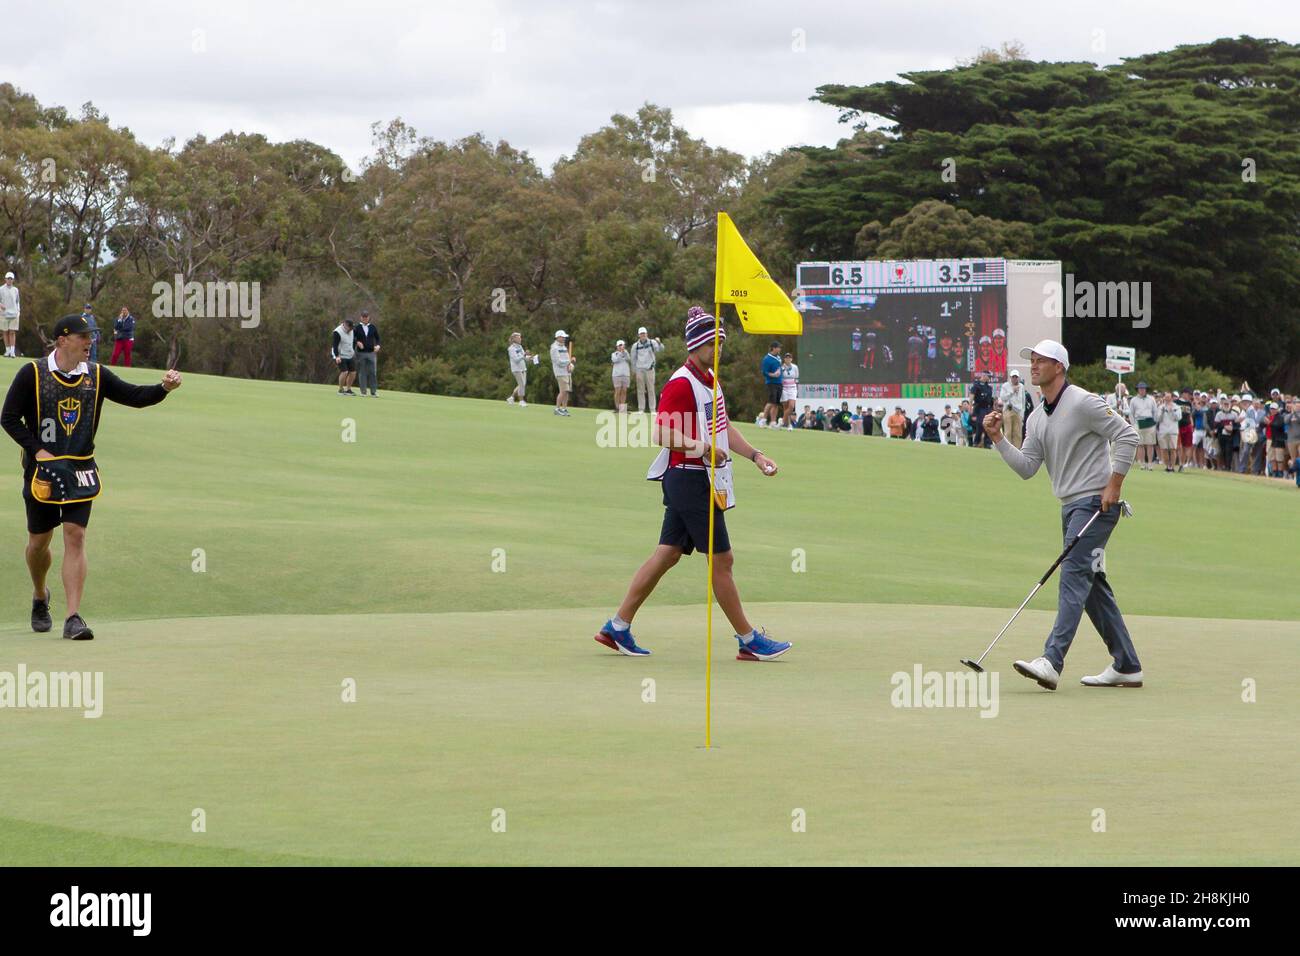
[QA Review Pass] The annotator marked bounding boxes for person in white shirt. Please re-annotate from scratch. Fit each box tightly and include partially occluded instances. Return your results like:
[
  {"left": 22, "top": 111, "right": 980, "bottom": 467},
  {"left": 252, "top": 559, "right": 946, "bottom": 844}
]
[
  {"left": 505, "top": 332, "right": 533, "bottom": 406},
  {"left": 1155, "top": 391, "right": 1181, "bottom": 472},
  {"left": 998, "top": 370, "right": 1033, "bottom": 448},
  {"left": 550, "top": 330, "right": 574, "bottom": 417},
  {"left": 610, "top": 340, "right": 632, "bottom": 413},
  {"left": 330, "top": 318, "right": 357, "bottom": 395},
  {"left": 1126, "top": 382, "right": 1159, "bottom": 470},
  {"left": 940, "top": 405, "right": 963, "bottom": 445},
  {"left": 779, "top": 352, "right": 799, "bottom": 429},
  {"left": 1105, "top": 381, "right": 1130, "bottom": 417},
  {"left": 630, "top": 327, "right": 664, "bottom": 415},
  {"left": 0, "top": 272, "right": 20, "bottom": 357}
]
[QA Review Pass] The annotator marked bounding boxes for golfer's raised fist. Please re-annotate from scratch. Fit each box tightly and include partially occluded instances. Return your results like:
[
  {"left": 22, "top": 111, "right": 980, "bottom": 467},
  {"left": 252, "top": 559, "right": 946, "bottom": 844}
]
[
  {"left": 983, "top": 411, "right": 1002, "bottom": 441},
  {"left": 162, "top": 369, "right": 183, "bottom": 391}
]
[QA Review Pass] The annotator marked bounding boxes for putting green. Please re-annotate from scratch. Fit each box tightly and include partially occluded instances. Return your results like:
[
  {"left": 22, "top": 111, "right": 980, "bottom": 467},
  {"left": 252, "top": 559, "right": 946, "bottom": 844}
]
[
  {"left": 2, "top": 604, "right": 1295, "bottom": 865},
  {"left": 0, "top": 364, "right": 1294, "bottom": 865}
]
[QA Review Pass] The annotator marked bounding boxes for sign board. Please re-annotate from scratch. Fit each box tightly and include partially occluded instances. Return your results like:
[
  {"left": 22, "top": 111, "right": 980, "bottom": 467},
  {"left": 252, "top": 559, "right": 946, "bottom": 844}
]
[{"left": 1105, "top": 345, "right": 1135, "bottom": 374}]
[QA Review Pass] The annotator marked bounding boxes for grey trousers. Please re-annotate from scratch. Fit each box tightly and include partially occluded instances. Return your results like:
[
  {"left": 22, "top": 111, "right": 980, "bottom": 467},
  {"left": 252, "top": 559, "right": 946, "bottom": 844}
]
[
  {"left": 635, "top": 368, "right": 656, "bottom": 413},
  {"left": 356, "top": 352, "right": 377, "bottom": 394},
  {"left": 1043, "top": 495, "right": 1142, "bottom": 675}
]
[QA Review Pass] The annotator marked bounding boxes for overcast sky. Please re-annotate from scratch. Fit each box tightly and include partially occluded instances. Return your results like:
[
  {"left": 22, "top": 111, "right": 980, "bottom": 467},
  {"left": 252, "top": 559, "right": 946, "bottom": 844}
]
[{"left": 6, "top": 1, "right": 1296, "bottom": 171}]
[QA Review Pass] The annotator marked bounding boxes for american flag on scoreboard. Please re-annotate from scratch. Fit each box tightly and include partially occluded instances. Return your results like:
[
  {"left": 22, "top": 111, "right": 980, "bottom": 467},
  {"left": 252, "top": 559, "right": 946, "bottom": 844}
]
[{"left": 971, "top": 259, "right": 1005, "bottom": 282}]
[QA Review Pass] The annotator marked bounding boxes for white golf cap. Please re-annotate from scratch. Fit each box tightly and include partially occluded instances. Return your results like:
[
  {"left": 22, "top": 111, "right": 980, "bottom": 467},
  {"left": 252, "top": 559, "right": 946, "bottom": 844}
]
[
  {"left": 3, "top": 272, "right": 13, "bottom": 279},
  {"left": 637, "top": 326, "right": 647, "bottom": 334},
  {"left": 1018, "top": 338, "right": 1069, "bottom": 369},
  {"left": 1008, "top": 369, "right": 1021, "bottom": 377},
  {"left": 616, "top": 339, "right": 625, "bottom": 347},
  {"left": 554, "top": 329, "right": 568, "bottom": 339}
]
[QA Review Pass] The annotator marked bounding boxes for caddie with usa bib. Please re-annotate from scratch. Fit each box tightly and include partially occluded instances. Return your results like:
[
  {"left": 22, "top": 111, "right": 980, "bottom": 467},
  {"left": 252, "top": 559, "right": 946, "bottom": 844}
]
[
  {"left": 591, "top": 304, "right": 793, "bottom": 663},
  {"left": 28, "top": 360, "right": 102, "bottom": 504}
]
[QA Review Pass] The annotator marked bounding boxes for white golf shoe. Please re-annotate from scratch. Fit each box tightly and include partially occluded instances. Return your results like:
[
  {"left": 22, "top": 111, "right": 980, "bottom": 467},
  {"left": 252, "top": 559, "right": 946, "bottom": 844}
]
[
  {"left": 1012, "top": 656, "right": 1060, "bottom": 690},
  {"left": 1080, "top": 665, "right": 1144, "bottom": 688}
]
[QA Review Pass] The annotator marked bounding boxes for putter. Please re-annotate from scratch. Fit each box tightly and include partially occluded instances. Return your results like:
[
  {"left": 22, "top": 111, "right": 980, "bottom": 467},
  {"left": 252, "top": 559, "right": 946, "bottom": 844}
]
[{"left": 960, "top": 499, "right": 1132, "bottom": 672}]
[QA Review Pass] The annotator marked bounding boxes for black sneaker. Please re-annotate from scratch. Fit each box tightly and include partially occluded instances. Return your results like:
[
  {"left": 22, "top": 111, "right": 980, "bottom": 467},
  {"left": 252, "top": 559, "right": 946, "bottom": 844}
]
[
  {"left": 31, "top": 588, "right": 52, "bottom": 633},
  {"left": 62, "top": 613, "right": 94, "bottom": 641}
]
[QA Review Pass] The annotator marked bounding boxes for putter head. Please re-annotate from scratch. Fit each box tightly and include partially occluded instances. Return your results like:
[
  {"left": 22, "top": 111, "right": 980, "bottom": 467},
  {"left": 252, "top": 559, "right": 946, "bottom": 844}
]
[
  {"left": 1119, "top": 499, "right": 1134, "bottom": 518},
  {"left": 959, "top": 658, "right": 984, "bottom": 673}
]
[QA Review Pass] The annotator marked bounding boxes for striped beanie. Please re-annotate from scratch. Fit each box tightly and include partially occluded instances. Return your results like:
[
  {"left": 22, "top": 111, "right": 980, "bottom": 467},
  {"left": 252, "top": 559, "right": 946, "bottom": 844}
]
[{"left": 684, "top": 305, "right": 726, "bottom": 352}]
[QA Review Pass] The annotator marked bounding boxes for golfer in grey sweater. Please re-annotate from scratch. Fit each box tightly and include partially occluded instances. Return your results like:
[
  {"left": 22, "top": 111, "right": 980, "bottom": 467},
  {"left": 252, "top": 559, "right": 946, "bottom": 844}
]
[{"left": 986, "top": 339, "right": 1144, "bottom": 690}]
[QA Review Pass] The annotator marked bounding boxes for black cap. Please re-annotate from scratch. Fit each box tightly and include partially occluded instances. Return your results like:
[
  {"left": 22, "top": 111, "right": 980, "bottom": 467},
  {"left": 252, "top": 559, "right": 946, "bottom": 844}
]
[{"left": 52, "top": 314, "right": 99, "bottom": 338}]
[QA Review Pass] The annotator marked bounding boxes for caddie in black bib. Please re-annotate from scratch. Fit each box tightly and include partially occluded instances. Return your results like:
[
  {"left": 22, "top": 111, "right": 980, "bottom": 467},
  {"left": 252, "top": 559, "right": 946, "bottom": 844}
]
[
  {"left": 2, "top": 310, "right": 181, "bottom": 641},
  {"left": 29, "top": 360, "right": 102, "bottom": 503}
]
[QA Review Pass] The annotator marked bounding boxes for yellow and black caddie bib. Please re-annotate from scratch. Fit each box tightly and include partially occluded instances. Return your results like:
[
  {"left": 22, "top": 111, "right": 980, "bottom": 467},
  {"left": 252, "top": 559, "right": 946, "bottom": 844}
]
[{"left": 28, "top": 360, "right": 102, "bottom": 503}]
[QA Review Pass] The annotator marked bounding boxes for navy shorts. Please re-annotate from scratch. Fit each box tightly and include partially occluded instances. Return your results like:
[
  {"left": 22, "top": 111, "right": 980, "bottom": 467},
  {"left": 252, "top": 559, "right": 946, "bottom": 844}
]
[
  {"left": 659, "top": 468, "right": 730, "bottom": 555},
  {"left": 766, "top": 382, "right": 783, "bottom": 404}
]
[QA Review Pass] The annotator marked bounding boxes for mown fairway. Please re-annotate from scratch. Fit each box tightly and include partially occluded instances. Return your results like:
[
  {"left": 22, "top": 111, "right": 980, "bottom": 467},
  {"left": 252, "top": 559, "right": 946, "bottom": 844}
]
[{"left": 0, "top": 364, "right": 1295, "bottom": 864}]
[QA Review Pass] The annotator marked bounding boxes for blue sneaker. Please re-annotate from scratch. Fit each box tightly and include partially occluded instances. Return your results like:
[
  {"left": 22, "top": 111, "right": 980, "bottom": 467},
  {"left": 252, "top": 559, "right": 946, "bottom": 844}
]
[
  {"left": 736, "top": 627, "right": 791, "bottom": 662},
  {"left": 594, "top": 620, "right": 651, "bottom": 656}
]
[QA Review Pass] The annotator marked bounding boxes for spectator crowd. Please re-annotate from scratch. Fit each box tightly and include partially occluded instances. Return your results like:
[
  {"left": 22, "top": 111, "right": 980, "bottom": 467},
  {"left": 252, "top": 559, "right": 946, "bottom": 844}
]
[
  {"left": 1106, "top": 381, "right": 1299, "bottom": 481},
  {"left": 752, "top": 350, "right": 1300, "bottom": 486},
  {"left": 497, "top": 323, "right": 1300, "bottom": 488}
]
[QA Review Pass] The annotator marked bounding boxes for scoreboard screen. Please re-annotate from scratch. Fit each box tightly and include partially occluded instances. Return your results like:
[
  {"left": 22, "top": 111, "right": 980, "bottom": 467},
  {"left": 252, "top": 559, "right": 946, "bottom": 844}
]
[{"left": 793, "top": 258, "right": 1010, "bottom": 402}]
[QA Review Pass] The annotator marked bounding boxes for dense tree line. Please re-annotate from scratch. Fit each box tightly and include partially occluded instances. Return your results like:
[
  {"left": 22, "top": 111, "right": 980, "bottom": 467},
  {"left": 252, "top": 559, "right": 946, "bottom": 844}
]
[
  {"left": 2, "top": 35, "right": 1295, "bottom": 415},
  {"left": 771, "top": 35, "right": 1300, "bottom": 389},
  {"left": 0, "top": 93, "right": 788, "bottom": 412}
]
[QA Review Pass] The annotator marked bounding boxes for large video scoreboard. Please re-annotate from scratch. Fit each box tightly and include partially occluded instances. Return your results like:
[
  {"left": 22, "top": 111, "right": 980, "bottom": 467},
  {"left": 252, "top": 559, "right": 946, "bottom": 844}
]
[{"left": 793, "top": 258, "right": 1011, "bottom": 403}]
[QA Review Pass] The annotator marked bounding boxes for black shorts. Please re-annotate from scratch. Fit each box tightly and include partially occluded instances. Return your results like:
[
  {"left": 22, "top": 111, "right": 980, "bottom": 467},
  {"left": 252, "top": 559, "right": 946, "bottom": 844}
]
[
  {"left": 766, "top": 382, "right": 783, "bottom": 404},
  {"left": 25, "top": 496, "right": 92, "bottom": 534},
  {"left": 337, "top": 357, "right": 355, "bottom": 372},
  {"left": 659, "top": 468, "right": 730, "bottom": 556}
]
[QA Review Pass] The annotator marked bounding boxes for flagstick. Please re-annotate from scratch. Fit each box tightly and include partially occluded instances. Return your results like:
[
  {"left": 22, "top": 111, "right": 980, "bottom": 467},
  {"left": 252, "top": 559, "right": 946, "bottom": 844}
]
[{"left": 705, "top": 303, "right": 721, "bottom": 750}]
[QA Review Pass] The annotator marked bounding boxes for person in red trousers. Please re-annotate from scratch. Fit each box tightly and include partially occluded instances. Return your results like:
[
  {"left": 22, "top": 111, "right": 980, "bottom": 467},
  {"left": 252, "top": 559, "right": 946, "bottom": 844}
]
[{"left": 110, "top": 307, "right": 135, "bottom": 367}]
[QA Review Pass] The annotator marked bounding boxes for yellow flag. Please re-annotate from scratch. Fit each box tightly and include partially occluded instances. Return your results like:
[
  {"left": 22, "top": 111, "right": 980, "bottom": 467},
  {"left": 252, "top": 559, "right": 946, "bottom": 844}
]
[{"left": 714, "top": 212, "right": 802, "bottom": 335}]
